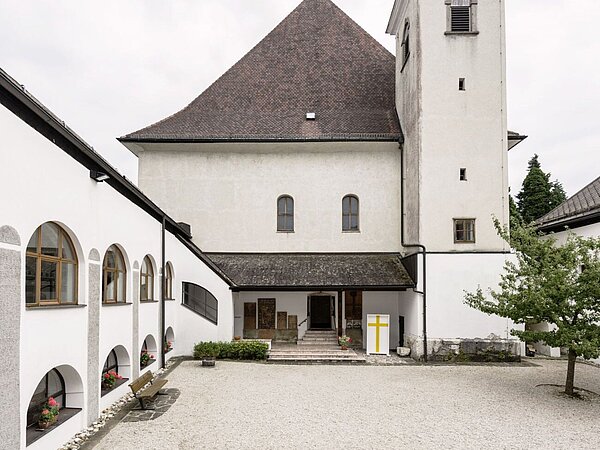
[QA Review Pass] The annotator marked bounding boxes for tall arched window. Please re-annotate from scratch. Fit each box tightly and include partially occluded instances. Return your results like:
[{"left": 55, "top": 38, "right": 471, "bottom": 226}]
[
  {"left": 165, "top": 262, "right": 174, "bottom": 300},
  {"left": 27, "top": 369, "right": 65, "bottom": 428},
  {"left": 402, "top": 21, "right": 410, "bottom": 65},
  {"left": 140, "top": 256, "right": 154, "bottom": 302},
  {"left": 102, "top": 349, "right": 119, "bottom": 376},
  {"left": 342, "top": 195, "right": 360, "bottom": 232},
  {"left": 103, "top": 245, "right": 126, "bottom": 304},
  {"left": 26, "top": 222, "right": 78, "bottom": 306},
  {"left": 277, "top": 195, "right": 294, "bottom": 232}
]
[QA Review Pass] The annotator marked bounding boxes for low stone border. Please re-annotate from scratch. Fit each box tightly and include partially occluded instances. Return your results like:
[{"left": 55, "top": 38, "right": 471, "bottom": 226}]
[{"left": 60, "top": 358, "right": 183, "bottom": 450}]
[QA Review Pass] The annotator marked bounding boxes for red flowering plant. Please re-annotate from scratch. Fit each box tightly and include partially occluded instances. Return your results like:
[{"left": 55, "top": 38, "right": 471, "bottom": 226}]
[
  {"left": 140, "top": 350, "right": 155, "bottom": 367},
  {"left": 339, "top": 335, "right": 353, "bottom": 348},
  {"left": 39, "top": 397, "right": 59, "bottom": 425},
  {"left": 102, "top": 370, "right": 123, "bottom": 389},
  {"left": 164, "top": 340, "right": 173, "bottom": 353}
]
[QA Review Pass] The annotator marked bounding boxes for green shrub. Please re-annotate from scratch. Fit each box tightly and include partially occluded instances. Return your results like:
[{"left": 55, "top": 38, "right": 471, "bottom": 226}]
[{"left": 193, "top": 341, "right": 268, "bottom": 361}]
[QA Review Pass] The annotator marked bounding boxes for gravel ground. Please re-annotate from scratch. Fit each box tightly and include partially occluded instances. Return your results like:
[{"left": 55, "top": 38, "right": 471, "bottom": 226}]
[{"left": 92, "top": 360, "right": 599, "bottom": 450}]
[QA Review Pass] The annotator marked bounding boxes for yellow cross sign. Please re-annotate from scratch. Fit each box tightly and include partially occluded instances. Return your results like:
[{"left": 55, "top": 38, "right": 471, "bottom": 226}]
[{"left": 368, "top": 314, "right": 389, "bottom": 354}]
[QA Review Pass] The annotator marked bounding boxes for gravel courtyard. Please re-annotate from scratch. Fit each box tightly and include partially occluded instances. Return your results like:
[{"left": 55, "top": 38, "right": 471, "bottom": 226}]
[{"left": 92, "top": 360, "right": 600, "bottom": 450}]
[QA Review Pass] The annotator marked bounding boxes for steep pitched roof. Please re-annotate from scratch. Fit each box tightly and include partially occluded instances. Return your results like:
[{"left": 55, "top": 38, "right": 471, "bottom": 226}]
[
  {"left": 120, "top": 0, "right": 401, "bottom": 143},
  {"left": 205, "top": 253, "right": 415, "bottom": 290},
  {"left": 537, "top": 176, "right": 600, "bottom": 231}
]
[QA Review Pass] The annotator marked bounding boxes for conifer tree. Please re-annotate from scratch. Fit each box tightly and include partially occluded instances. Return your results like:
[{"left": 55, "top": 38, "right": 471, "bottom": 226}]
[
  {"left": 465, "top": 220, "right": 600, "bottom": 397},
  {"left": 516, "top": 154, "right": 567, "bottom": 224},
  {"left": 509, "top": 194, "right": 522, "bottom": 232}
]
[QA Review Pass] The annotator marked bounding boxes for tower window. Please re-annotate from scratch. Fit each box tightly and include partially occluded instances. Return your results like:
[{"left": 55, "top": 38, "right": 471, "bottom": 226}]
[
  {"left": 401, "top": 21, "right": 410, "bottom": 69},
  {"left": 460, "top": 168, "right": 467, "bottom": 181},
  {"left": 454, "top": 219, "right": 476, "bottom": 243},
  {"left": 277, "top": 195, "right": 294, "bottom": 232},
  {"left": 459, "top": 78, "right": 466, "bottom": 91},
  {"left": 446, "top": 0, "right": 477, "bottom": 34}
]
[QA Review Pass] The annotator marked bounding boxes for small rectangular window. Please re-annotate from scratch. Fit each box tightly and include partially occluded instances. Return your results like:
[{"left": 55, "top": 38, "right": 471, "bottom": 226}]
[
  {"left": 451, "top": 5, "right": 471, "bottom": 32},
  {"left": 459, "top": 78, "right": 466, "bottom": 91},
  {"left": 454, "top": 219, "right": 476, "bottom": 243},
  {"left": 460, "top": 168, "right": 467, "bottom": 181}
]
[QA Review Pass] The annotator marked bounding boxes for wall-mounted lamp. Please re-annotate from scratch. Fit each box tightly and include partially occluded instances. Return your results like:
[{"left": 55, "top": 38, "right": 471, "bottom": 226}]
[{"left": 90, "top": 170, "right": 110, "bottom": 182}]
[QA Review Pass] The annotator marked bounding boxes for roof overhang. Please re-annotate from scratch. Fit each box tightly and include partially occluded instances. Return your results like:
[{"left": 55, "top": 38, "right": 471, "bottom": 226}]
[
  {"left": 386, "top": 0, "right": 408, "bottom": 35},
  {"left": 508, "top": 131, "right": 528, "bottom": 151}
]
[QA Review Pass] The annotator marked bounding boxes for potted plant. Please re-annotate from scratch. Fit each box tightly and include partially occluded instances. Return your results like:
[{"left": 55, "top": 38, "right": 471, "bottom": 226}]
[
  {"left": 140, "top": 350, "right": 154, "bottom": 368},
  {"left": 164, "top": 340, "right": 173, "bottom": 353},
  {"left": 196, "top": 342, "right": 220, "bottom": 367},
  {"left": 38, "top": 397, "right": 59, "bottom": 429},
  {"left": 101, "top": 370, "right": 123, "bottom": 390},
  {"left": 339, "top": 335, "right": 352, "bottom": 350}
]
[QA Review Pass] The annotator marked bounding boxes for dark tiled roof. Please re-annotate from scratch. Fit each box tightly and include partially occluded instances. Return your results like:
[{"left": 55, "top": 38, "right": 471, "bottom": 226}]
[
  {"left": 537, "top": 176, "right": 600, "bottom": 230},
  {"left": 120, "top": 0, "right": 401, "bottom": 143},
  {"left": 205, "top": 253, "right": 415, "bottom": 289}
]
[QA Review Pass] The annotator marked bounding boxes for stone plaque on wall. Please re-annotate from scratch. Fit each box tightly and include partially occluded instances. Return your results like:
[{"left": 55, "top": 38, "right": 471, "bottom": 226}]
[
  {"left": 258, "top": 298, "right": 276, "bottom": 329},
  {"left": 244, "top": 303, "right": 256, "bottom": 330},
  {"left": 277, "top": 311, "right": 288, "bottom": 329},
  {"left": 288, "top": 315, "right": 298, "bottom": 330}
]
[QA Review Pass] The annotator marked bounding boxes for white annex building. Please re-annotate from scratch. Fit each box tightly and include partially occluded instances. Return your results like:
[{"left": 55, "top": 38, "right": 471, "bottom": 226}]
[{"left": 0, "top": 0, "right": 528, "bottom": 448}]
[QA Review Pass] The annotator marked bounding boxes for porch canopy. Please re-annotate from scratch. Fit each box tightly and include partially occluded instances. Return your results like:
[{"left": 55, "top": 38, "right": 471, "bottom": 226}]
[{"left": 205, "top": 253, "right": 415, "bottom": 291}]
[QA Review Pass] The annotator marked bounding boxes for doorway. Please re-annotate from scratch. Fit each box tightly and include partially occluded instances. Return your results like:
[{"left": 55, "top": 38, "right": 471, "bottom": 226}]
[{"left": 309, "top": 295, "right": 331, "bottom": 329}]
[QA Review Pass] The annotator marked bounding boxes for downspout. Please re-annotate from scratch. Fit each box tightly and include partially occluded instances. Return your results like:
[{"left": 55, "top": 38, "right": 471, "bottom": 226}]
[
  {"left": 400, "top": 142, "right": 428, "bottom": 363},
  {"left": 160, "top": 216, "right": 166, "bottom": 369}
]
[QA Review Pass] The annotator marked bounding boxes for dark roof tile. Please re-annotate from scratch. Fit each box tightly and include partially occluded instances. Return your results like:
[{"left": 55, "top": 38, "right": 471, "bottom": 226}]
[{"left": 121, "top": 0, "right": 401, "bottom": 143}]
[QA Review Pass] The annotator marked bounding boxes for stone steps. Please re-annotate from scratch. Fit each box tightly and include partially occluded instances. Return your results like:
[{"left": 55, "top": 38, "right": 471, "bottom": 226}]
[{"left": 268, "top": 342, "right": 366, "bottom": 364}]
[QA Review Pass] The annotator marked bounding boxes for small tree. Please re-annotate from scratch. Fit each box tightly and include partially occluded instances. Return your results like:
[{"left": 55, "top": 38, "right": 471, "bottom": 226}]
[
  {"left": 465, "top": 220, "right": 600, "bottom": 396},
  {"left": 516, "top": 154, "right": 567, "bottom": 223}
]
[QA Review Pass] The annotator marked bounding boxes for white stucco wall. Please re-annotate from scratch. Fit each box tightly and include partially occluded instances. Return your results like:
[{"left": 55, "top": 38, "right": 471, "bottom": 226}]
[
  {"left": 132, "top": 141, "right": 401, "bottom": 253},
  {"left": 0, "top": 101, "right": 233, "bottom": 449},
  {"left": 392, "top": 0, "right": 509, "bottom": 253}
]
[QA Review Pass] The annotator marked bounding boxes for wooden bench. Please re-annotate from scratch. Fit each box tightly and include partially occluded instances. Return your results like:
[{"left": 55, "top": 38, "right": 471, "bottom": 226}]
[{"left": 129, "top": 371, "right": 168, "bottom": 410}]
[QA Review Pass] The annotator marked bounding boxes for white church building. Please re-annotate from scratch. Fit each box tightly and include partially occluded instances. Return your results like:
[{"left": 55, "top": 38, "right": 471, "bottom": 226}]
[{"left": 0, "top": 0, "right": 526, "bottom": 448}]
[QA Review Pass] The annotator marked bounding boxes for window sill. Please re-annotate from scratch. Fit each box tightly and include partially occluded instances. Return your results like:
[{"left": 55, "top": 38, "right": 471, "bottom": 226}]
[
  {"left": 277, "top": 231, "right": 295, "bottom": 234},
  {"left": 445, "top": 31, "right": 479, "bottom": 36},
  {"left": 26, "top": 408, "right": 82, "bottom": 446},
  {"left": 101, "top": 377, "right": 129, "bottom": 397},
  {"left": 102, "top": 302, "right": 132, "bottom": 307},
  {"left": 140, "top": 358, "right": 156, "bottom": 370},
  {"left": 26, "top": 304, "right": 86, "bottom": 310},
  {"left": 164, "top": 298, "right": 176, "bottom": 302},
  {"left": 140, "top": 300, "right": 159, "bottom": 304},
  {"left": 342, "top": 230, "right": 361, "bottom": 234}
]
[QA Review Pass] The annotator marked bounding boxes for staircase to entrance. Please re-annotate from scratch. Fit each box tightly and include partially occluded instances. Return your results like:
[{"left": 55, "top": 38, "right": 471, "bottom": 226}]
[{"left": 268, "top": 329, "right": 366, "bottom": 364}]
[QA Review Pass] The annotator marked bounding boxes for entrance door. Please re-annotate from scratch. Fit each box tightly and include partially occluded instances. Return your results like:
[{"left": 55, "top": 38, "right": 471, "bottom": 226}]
[{"left": 310, "top": 295, "right": 331, "bottom": 329}]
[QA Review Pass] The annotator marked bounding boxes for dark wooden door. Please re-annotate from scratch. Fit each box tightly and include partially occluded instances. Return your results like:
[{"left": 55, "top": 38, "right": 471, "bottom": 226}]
[{"left": 310, "top": 296, "right": 331, "bottom": 329}]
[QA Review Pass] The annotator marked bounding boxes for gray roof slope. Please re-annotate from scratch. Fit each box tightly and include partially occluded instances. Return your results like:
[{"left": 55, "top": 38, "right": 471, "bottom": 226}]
[
  {"left": 205, "top": 253, "right": 415, "bottom": 289},
  {"left": 120, "top": 0, "right": 401, "bottom": 143},
  {"left": 537, "top": 176, "right": 600, "bottom": 230}
]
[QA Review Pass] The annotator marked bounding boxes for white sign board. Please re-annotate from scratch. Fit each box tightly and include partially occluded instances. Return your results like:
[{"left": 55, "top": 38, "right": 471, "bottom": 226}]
[{"left": 366, "top": 314, "right": 390, "bottom": 355}]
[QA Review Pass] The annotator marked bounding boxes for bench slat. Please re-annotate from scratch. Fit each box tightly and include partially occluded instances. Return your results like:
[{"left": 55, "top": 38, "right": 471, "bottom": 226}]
[
  {"left": 129, "top": 371, "right": 153, "bottom": 394},
  {"left": 139, "top": 379, "right": 168, "bottom": 398}
]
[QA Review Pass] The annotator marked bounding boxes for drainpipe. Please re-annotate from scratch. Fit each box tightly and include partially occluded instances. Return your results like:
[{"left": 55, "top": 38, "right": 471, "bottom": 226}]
[
  {"left": 399, "top": 143, "right": 428, "bottom": 363},
  {"left": 160, "top": 216, "right": 166, "bottom": 369}
]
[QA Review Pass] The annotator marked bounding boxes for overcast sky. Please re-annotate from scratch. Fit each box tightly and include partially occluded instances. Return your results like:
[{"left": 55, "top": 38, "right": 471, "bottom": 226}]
[{"left": 1, "top": 0, "right": 598, "bottom": 197}]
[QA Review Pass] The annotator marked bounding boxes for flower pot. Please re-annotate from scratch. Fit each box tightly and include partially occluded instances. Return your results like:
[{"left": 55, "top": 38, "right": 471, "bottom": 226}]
[
  {"left": 38, "top": 416, "right": 57, "bottom": 430},
  {"left": 341, "top": 346, "right": 348, "bottom": 351},
  {"left": 201, "top": 357, "right": 216, "bottom": 367}
]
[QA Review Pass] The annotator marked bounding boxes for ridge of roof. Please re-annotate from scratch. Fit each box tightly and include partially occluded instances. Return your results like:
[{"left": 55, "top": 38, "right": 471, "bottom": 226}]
[
  {"left": 536, "top": 175, "right": 600, "bottom": 231},
  {"left": 120, "top": 0, "right": 401, "bottom": 143}
]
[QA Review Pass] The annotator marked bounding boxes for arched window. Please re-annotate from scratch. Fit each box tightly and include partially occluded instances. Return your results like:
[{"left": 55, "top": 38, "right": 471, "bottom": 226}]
[
  {"left": 141, "top": 336, "right": 157, "bottom": 369},
  {"left": 102, "top": 349, "right": 119, "bottom": 375},
  {"left": 402, "top": 21, "right": 410, "bottom": 65},
  {"left": 165, "top": 262, "right": 174, "bottom": 300},
  {"left": 342, "top": 195, "right": 360, "bottom": 232},
  {"left": 182, "top": 282, "right": 218, "bottom": 324},
  {"left": 277, "top": 195, "right": 294, "bottom": 232},
  {"left": 164, "top": 327, "right": 175, "bottom": 353},
  {"left": 26, "top": 222, "right": 78, "bottom": 306},
  {"left": 103, "top": 245, "right": 126, "bottom": 304},
  {"left": 140, "top": 256, "right": 154, "bottom": 302},
  {"left": 27, "top": 369, "right": 65, "bottom": 428}
]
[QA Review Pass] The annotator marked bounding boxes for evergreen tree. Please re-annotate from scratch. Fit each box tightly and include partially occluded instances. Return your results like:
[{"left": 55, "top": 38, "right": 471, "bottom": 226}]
[
  {"left": 509, "top": 194, "right": 522, "bottom": 232},
  {"left": 516, "top": 154, "right": 567, "bottom": 224},
  {"left": 465, "top": 220, "right": 600, "bottom": 397}
]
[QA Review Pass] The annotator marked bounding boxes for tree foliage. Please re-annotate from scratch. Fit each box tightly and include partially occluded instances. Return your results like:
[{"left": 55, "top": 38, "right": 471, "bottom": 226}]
[
  {"left": 464, "top": 219, "right": 600, "bottom": 395},
  {"left": 516, "top": 154, "right": 567, "bottom": 224}
]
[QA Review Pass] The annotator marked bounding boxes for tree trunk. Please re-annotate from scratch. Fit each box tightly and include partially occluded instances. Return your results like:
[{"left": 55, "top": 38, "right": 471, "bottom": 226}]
[{"left": 565, "top": 348, "right": 577, "bottom": 396}]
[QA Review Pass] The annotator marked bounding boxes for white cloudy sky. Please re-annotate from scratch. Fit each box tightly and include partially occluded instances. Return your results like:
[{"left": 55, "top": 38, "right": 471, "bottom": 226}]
[{"left": 1, "top": 0, "right": 599, "bottom": 196}]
